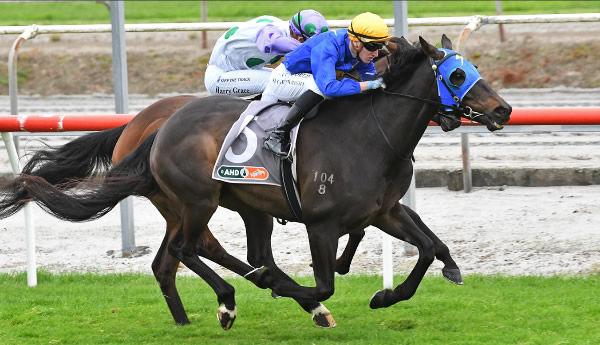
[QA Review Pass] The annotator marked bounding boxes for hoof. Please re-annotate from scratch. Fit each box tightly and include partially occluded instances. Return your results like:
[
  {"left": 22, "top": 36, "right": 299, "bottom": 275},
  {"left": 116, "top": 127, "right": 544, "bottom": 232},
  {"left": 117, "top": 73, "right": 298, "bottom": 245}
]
[
  {"left": 217, "top": 304, "right": 237, "bottom": 330},
  {"left": 369, "top": 289, "right": 395, "bottom": 309},
  {"left": 175, "top": 318, "right": 191, "bottom": 326},
  {"left": 311, "top": 304, "right": 336, "bottom": 328},
  {"left": 335, "top": 260, "right": 350, "bottom": 275},
  {"left": 442, "top": 267, "right": 464, "bottom": 285},
  {"left": 244, "top": 266, "right": 270, "bottom": 289}
]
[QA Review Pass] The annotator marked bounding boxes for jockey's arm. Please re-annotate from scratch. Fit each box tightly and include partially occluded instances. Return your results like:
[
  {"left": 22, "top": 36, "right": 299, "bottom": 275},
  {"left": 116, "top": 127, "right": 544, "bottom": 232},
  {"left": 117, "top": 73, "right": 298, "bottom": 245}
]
[
  {"left": 311, "top": 43, "right": 361, "bottom": 97},
  {"left": 256, "top": 24, "right": 301, "bottom": 55},
  {"left": 355, "top": 61, "right": 377, "bottom": 91}
]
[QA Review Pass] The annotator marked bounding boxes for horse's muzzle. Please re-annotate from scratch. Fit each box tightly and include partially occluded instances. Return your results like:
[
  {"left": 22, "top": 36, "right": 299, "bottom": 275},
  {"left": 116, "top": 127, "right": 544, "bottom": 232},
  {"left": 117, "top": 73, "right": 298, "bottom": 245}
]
[{"left": 486, "top": 103, "right": 512, "bottom": 131}]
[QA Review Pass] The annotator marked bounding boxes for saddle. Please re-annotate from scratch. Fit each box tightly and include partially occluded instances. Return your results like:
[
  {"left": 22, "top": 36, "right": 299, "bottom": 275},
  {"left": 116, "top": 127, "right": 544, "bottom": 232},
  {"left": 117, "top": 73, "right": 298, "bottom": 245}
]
[{"left": 211, "top": 100, "right": 304, "bottom": 222}]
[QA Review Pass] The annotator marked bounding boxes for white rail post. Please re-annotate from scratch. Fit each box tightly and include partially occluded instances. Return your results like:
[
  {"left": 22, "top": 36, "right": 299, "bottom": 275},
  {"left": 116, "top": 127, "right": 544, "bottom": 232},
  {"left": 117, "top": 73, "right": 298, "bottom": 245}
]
[
  {"left": 456, "top": 15, "right": 484, "bottom": 193},
  {"left": 382, "top": 0, "right": 411, "bottom": 289},
  {"left": 5, "top": 25, "right": 39, "bottom": 287},
  {"left": 2, "top": 132, "right": 36, "bottom": 287},
  {"left": 110, "top": 1, "right": 136, "bottom": 256}
]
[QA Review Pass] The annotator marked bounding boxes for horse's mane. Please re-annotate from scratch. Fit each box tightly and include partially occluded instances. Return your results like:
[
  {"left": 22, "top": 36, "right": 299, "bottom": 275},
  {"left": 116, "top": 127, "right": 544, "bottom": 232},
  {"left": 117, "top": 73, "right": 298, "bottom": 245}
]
[{"left": 381, "top": 37, "right": 427, "bottom": 87}]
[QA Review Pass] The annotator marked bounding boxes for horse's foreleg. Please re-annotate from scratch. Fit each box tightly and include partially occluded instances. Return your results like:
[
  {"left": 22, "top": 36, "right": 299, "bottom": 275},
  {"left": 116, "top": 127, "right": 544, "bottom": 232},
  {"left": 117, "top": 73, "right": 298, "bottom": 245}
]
[
  {"left": 335, "top": 229, "right": 366, "bottom": 275},
  {"left": 370, "top": 203, "right": 435, "bottom": 309},
  {"left": 239, "top": 209, "right": 303, "bottom": 291},
  {"left": 238, "top": 209, "right": 336, "bottom": 328},
  {"left": 403, "top": 205, "right": 463, "bottom": 284},
  {"left": 268, "top": 222, "right": 339, "bottom": 307}
]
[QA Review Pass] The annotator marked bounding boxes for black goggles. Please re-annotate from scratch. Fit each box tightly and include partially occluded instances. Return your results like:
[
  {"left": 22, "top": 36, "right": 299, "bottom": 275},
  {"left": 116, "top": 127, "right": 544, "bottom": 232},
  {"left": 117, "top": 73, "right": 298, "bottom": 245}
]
[{"left": 362, "top": 40, "right": 385, "bottom": 52}]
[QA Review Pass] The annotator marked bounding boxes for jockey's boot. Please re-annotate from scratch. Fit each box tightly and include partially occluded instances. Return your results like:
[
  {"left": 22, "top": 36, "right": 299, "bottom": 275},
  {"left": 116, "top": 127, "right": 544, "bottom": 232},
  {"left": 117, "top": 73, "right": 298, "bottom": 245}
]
[{"left": 263, "top": 90, "right": 323, "bottom": 158}]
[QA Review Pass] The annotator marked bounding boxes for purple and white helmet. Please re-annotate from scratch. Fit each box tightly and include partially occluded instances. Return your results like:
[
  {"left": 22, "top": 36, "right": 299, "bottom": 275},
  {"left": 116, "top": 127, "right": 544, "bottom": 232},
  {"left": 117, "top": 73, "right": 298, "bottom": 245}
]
[{"left": 289, "top": 9, "right": 329, "bottom": 40}]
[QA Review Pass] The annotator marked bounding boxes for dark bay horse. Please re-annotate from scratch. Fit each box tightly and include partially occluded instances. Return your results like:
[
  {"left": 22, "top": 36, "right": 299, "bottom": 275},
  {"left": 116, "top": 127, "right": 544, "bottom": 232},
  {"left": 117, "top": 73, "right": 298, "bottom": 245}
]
[
  {"left": 1, "top": 35, "right": 510, "bottom": 329},
  {"left": 0, "top": 37, "right": 459, "bottom": 279},
  {"left": 0, "top": 38, "right": 438, "bottom": 329},
  {"left": 2, "top": 38, "right": 462, "bottom": 279}
]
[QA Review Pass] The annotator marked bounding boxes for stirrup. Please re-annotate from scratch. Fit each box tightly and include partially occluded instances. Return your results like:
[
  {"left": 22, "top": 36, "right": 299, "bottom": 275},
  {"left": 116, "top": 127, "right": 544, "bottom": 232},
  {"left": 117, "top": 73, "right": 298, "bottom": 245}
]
[
  {"left": 263, "top": 132, "right": 290, "bottom": 158},
  {"left": 264, "top": 141, "right": 290, "bottom": 159}
]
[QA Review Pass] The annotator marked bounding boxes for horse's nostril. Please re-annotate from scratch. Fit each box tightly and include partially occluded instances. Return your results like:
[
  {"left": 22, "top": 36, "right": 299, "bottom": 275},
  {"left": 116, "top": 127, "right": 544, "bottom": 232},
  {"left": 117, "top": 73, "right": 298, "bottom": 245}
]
[{"left": 495, "top": 104, "right": 512, "bottom": 117}]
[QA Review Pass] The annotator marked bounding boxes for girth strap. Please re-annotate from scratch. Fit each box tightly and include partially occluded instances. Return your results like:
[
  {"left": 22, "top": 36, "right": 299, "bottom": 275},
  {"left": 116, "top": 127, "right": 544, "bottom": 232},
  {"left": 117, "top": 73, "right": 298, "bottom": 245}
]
[{"left": 279, "top": 158, "right": 302, "bottom": 223}]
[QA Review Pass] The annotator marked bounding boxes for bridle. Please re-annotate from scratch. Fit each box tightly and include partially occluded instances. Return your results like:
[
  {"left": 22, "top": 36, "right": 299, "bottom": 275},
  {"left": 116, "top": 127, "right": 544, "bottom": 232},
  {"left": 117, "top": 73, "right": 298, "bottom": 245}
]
[
  {"left": 368, "top": 50, "right": 486, "bottom": 161},
  {"left": 429, "top": 51, "right": 485, "bottom": 122},
  {"left": 380, "top": 52, "right": 485, "bottom": 122}
]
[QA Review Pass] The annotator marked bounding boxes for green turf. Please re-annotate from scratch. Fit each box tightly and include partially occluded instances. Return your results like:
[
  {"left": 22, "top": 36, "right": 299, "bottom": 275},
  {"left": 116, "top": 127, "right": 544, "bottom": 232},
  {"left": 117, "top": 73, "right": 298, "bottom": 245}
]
[
  {"left": 0, "top": 1, "right": 598, "bottom": 26},
  {"left": 1, "top": 272, "right": 599, "bottom": 344}
]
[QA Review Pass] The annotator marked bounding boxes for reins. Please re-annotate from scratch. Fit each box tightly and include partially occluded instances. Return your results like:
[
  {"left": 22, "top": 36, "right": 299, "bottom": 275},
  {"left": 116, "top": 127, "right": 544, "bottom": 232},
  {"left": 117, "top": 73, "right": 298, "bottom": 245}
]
[
  {"left": 380, "top": 88, "right": 481, "bottom": 121},
  {"left": 368, "top": 93, "right": 412, "bottom": 161}
]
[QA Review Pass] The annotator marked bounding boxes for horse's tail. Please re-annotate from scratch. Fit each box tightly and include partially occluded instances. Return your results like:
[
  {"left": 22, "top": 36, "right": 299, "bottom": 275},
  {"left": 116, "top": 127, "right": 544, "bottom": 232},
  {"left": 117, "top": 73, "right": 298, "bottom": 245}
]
[
  {"left": 22, "top": 124, "right": 126, "bottom": 182},
  {"left": 0, "top": 124, "right": 126, "bottom": 219},
  {"left": 8, "top": 131, "right": 159, "bottom": 222}
]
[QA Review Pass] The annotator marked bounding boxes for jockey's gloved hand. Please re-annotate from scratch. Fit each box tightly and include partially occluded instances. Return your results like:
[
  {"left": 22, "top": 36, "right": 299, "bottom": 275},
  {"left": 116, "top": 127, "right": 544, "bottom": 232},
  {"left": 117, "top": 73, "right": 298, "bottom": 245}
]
[{"left": 366, "top": 78, "right": 386, "bottom": 90}]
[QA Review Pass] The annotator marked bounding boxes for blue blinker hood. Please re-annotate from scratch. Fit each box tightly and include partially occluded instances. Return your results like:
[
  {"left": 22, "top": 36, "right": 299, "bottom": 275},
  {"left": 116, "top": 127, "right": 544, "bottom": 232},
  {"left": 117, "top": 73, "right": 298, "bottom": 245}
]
[{"left": 434, "top": 48, "right": 481, "bottom": 108}]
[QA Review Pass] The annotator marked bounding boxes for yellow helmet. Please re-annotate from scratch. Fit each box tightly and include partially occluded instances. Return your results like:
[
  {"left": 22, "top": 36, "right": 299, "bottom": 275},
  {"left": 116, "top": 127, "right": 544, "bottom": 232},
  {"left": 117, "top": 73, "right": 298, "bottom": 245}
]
[{"left": 347, "top": 12, "right": 391, "bottom": 43}]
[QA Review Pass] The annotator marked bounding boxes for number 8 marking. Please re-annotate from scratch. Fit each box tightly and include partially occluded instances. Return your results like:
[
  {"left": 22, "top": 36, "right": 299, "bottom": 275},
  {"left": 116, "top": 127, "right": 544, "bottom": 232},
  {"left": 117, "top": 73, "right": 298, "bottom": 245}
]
[{"left": 318, "top": 184, "right": 327, "bottom": 195}]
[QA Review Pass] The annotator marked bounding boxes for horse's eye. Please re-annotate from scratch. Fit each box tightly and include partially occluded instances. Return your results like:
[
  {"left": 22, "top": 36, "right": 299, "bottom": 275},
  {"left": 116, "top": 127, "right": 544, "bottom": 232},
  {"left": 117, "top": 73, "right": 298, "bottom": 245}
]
[{"left": 449, "top": 68, "right": 466, "bottom": 87}]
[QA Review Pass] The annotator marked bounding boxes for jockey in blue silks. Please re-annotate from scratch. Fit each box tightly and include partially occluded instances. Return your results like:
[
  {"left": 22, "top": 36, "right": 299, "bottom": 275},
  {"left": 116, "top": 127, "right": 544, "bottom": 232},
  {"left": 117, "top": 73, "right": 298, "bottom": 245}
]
[{"left": 262, "top": 12, "right": 391, "bottom": 158}]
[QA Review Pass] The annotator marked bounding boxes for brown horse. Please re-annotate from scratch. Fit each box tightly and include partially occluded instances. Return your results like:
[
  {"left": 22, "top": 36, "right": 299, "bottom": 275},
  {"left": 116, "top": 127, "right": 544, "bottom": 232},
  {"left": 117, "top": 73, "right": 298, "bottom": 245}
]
[
  {"left": 2, "top": 39, "right": 441, "bottom": 329},
  {"left": 3, "top": 35, "right": 511, "bottom": 329},
  {"left": 4, "top": 37, "right": 462, "bottom": 281}
]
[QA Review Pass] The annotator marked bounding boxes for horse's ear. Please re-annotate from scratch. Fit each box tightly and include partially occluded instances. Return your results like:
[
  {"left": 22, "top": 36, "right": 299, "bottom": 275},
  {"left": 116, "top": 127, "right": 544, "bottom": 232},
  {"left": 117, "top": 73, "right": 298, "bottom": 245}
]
[
  {"left": 395, "top": 36, "right": 412, "bottom": 48},
  {"left": 441, "top": 34, "right": 452, "bottom": 50},
  {"left": 419, "top": 36, "right": 444, "bottom": 60},
  {"left": 386, "top": 40, "right": 398, "bottom": 55}
]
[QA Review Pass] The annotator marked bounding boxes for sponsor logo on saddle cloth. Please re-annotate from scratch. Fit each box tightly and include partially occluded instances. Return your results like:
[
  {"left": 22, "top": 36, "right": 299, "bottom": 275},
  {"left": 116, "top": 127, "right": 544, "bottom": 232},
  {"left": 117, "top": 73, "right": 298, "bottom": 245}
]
[{"left": 212, "top": 100, "right": 299, "bottom": 186}]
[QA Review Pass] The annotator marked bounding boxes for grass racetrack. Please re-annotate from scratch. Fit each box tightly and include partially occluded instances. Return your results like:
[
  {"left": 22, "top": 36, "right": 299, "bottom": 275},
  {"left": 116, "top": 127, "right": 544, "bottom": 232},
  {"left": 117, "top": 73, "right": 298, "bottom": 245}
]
[{"left": 1, "top": 272, "right": 598, "bottom": 344}]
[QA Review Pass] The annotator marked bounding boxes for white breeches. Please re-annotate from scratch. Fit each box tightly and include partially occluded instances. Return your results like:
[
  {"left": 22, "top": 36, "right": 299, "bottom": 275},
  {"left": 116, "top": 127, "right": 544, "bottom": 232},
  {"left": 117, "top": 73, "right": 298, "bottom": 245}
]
[
  {"left": 261, "top": 64, "right": 324, "bottom": 102},
  {"left": 204, "top": 64, "right": 273, "bottom": 97}
]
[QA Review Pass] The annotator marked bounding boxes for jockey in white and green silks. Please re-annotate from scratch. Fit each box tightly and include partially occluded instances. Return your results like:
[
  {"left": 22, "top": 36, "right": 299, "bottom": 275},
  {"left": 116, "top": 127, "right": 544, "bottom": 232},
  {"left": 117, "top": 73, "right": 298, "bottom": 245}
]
[{"left": 204, "top": 10, "right": 328, "bottom": 97}]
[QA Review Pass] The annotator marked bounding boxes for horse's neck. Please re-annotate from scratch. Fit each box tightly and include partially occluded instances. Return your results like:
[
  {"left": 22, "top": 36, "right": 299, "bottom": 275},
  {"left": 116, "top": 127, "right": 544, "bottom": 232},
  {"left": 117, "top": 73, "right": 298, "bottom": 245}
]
[
  {"left": 378, "top": 61, "right": 438, "bottom": 160},
  {"left": 297, "top": 63, "right": 437, "bottom": 174}
]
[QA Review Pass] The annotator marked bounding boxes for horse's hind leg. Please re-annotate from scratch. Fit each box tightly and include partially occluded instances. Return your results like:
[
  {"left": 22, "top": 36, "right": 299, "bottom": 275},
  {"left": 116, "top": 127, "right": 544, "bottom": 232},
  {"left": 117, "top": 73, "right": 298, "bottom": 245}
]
[
  {"left": 335, "top": 229, "right": 366, "bottom": 275},
  {"left": 167, "top": 206, "right": 238, "bottom": 330},
  {"left": 370, "top": 203, "right": 436, "bottom": 309},
  {"left": 238, "top": 208, "right": 336, "bottom": 328},
  {"left": 194, "top": 229, "right": 268, "bottom": 287},
  {"left": 152, "top": 229, "right": 189, "bottom": 325},
  {"left": 403, "top": 205, "right": 463, "bottom": 284},
  {"left": 149, "top": 195, "right": 193, "bottom": 325},
  {"left": 182, "top": 207, "right": 335, "bottom": 327}
]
